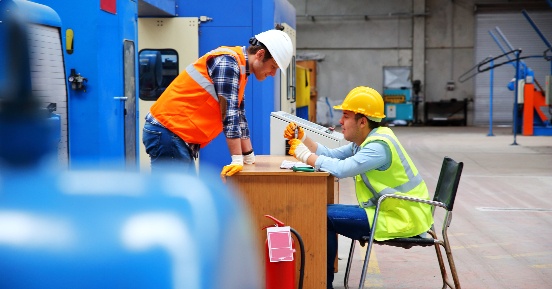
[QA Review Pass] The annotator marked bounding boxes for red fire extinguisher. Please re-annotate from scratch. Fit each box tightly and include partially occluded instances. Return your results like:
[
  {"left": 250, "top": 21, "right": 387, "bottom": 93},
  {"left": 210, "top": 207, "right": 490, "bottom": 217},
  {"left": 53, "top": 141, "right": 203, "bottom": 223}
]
[{"left": 262, "top": 215, "right": 305, "bottom": 289}]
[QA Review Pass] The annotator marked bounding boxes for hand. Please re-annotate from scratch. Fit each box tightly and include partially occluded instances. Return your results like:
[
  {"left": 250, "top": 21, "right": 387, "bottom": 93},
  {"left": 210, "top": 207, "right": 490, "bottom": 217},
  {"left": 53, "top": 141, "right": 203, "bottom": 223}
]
[
  {"left": 243, "top": 151, "right": 255, "bottom": 164},
  {"left": 288, "top": 139, "right": 312, "bottom": 164},
  {"left": 284, "top": 122, "right": 306, "bottom": 141},
  {"left": 221, "top": 155, "right": 244, "bottom": 182}
]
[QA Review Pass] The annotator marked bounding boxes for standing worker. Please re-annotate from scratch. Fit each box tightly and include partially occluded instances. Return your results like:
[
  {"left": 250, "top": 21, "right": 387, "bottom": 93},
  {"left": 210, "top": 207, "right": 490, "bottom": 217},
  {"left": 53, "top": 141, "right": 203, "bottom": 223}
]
[
  {"left": 283, "top": 86, "right": 434, "bottom": 289},
  {"left": 143, "top": 29, "right": 293, "bottom": 178}
]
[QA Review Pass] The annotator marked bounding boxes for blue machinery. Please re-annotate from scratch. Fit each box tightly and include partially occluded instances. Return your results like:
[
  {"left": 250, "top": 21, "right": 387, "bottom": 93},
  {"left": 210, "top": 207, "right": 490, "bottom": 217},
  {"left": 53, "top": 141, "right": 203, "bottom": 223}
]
[
  {"left": 382, "top": 67, "right": 414, "bottom": 125},
  {"left": 0, "top": 0, "right": 294, "bottom": 282},
  {"left": 3, "top": 0, "right": 140, "bottom": 168},
  {"left": 460, "top": 9, "right": 552, "bottom": 141},
  {"left": 2, "top": 0, "right": 296, "bottom": 171},
  {"left": 383, "top": 88, "right": 414, "bottom": 124},
  {"left": 0, "top": 4, "right": 262, "bottom": 287}
]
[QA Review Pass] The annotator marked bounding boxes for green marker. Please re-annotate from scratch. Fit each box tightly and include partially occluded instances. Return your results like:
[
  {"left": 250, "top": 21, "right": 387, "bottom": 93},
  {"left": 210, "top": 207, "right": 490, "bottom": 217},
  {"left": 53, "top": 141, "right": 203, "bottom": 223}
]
[{"left": 292, "top": 166, "right": 315, "bottom": 172}]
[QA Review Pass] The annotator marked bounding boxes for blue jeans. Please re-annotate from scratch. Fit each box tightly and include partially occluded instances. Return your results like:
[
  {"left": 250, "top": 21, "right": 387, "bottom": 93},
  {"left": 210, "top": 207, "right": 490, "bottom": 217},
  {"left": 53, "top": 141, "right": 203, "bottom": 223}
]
[
  {"left": 327, "top": 204, "right": 371, "bottom": 289},
  {"left": 142, "top": 122, "right": 195, "bottom": 174}
]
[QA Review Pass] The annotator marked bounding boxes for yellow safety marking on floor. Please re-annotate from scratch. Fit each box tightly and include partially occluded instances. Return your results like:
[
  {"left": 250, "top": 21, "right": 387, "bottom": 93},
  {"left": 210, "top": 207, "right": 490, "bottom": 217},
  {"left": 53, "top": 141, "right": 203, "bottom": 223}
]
[
  {"left": 359, "top": 244, "right": 381, "bottom": 274},
  {"left": 358, "top": 244, "right": 384, "bottom": 288},
  {"left": 446, "top": 232, "right": 468, "bottom": 237},
  {"left": 477, "top": 207, "right": 552, "bottom": 212},
  {"left": 531, "top": 264, "right": 552, "bottom": 269},
  {"left": 452, "top": 242, "right": 512, "bottom": 250},
  {"left": 485, "top": 251, "right": 552, "bottom": 260},
  {"left": 365, "top": 280, "right": 384, "bottom": 288}
]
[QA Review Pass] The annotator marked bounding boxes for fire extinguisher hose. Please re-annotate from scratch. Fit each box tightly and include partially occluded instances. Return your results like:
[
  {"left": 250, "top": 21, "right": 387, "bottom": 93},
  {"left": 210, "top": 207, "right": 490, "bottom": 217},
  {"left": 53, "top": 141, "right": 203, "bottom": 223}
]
[{"left": 290, "top": 227, "right": 305, "bottom": 289}]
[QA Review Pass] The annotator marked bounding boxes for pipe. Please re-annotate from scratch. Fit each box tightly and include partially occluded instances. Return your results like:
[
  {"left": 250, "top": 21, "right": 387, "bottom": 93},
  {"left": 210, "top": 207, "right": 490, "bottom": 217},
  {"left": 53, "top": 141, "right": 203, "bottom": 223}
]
[
  {"left": 488, "top": 58, "right": 494, "bottom": 137},
  {"left": 521, "top": 10, "right": 551, "bottom": 49},
  {"left": 512, "top": 51, "right": 520, "bottom": 146}
]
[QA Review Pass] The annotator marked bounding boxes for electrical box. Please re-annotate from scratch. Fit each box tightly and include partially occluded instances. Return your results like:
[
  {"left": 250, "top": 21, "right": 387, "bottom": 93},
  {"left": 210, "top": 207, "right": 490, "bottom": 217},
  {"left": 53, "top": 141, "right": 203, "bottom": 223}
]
[
  {"left": 382, "top": 66, "right": 413, "bottom": 124},
  {"left": 383, "top": 88, "right": 413, "bottom": 122},
  {"left": 270, "top": 111, "right": 348, "bottom": 155}
]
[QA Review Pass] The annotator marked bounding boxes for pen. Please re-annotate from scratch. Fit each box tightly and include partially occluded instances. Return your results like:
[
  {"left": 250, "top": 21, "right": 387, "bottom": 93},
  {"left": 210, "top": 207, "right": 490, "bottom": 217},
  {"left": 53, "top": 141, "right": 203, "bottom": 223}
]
[{"left": 294, "top": 125, "right": 299, "bottom": 140}]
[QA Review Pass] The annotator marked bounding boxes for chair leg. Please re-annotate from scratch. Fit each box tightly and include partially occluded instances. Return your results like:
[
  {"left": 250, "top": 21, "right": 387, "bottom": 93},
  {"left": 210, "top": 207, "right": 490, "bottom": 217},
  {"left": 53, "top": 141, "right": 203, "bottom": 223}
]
[
  {"left": 358, "top": 238, "right": 376, "bottom": 289},
  {"left": 428, "top": 231, "right": 453, "bottom": 289},
  {"left": 344, "top": 239, "right": 356, "bottom": 289},
  {"left": 435, "top": 243, "right": 452, "bottom": 289},
  {"left": 443, "top": 234, "right": 461, "bottom": 289},
  {"left": 429, "top": 229, "right": 461, "bottom": 289}
]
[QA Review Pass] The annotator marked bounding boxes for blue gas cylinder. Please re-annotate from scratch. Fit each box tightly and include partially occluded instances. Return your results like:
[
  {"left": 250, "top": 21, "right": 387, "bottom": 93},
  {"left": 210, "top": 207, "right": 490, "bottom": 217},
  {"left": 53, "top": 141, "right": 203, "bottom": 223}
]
[{"left": 0, "top": 165, "right": 262, "bottom": 289}]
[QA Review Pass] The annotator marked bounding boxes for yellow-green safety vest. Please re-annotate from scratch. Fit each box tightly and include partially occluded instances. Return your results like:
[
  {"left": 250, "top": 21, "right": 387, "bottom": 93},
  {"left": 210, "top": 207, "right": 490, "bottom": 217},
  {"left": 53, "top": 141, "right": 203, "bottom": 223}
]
[{"left": 355, "top": 127, "right": 433, "bottom": 241}]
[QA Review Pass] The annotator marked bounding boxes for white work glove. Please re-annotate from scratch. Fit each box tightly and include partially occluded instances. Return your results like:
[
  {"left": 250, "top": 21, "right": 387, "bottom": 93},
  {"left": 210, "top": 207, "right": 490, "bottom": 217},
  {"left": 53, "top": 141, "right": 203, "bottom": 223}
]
[
  {"left": 243, "top": 150, "right": 255, "bottom": 164},
  {"left": 288, "top": 139, "right": 312, "bottom": 164},
  {"left": 284, "top": 122, "right": 306, "bottom": 141},
  {"left": 220, "top": 155, "right": 244, "bottom": 181}
]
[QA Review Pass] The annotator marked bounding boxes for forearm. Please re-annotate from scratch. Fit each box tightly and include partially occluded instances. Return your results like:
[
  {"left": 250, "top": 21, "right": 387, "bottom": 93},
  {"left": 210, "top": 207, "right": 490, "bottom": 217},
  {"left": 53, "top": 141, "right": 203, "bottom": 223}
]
[
  {"left": 240, "top": 138, "right": 253, "bottom": 154},
  {"left": 226, "top": 137, "right": 242, "bottom": 155},
  {"left": 303, "top": 136, "right": 318, "bottom": 153},
  {"left": 304, "top": 153, "right": 318, "bottom": 167}
]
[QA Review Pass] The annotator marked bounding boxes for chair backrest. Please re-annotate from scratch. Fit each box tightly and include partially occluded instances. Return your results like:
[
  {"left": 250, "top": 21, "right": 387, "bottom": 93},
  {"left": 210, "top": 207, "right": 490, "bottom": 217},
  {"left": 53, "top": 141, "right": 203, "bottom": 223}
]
[{"left": 432, "top": 156, "right": 463, "bottom": 212}]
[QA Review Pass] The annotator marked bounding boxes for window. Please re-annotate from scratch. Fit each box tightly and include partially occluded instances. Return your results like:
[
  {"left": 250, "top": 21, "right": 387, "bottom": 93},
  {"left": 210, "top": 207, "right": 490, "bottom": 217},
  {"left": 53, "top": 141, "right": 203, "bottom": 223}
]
[{"left": 138, "top": 49, "right": 178, "bottom": 101}]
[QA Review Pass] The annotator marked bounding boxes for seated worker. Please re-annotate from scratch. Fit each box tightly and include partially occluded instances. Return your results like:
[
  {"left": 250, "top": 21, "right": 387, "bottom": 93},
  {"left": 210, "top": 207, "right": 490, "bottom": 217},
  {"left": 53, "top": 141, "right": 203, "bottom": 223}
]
[{"left": 283, "top": 86, "right": 433, "bottom": 289}]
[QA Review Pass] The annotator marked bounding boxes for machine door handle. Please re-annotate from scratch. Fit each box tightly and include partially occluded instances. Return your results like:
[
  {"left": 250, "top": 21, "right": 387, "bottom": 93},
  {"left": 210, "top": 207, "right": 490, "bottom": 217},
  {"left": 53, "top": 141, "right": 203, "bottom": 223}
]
[{"left": 114, "top": 96, "right": 128, "bottom": 101}]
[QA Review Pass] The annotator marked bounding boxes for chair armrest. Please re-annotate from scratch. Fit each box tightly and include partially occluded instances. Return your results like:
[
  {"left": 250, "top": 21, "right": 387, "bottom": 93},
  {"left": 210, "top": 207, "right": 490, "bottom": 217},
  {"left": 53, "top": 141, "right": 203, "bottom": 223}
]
[
  {"left": 368, "top": 194, "right": 443, "bottom": 241},
  {"left": 377, "top": 193, "right": 445, "bottom": 210}
]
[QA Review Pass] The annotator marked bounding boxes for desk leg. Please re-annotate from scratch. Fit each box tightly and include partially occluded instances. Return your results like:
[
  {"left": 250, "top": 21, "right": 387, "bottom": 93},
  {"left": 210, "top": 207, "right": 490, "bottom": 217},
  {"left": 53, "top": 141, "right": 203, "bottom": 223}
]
[{"left": 330, "top": 178, "right": 339, "bottom": 273}]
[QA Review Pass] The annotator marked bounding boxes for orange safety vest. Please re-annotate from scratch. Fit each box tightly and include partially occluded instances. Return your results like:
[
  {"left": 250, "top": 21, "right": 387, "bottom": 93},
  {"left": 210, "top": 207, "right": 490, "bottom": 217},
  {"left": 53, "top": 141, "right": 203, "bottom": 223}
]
[{"left": 150, "top": 46, "right": 248, "bottom": 147}]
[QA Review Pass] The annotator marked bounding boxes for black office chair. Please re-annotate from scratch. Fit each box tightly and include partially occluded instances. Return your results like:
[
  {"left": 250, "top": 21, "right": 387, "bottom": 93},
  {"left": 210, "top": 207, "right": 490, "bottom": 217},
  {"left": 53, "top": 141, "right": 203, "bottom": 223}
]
[{"left": 344, "top": 156, "right": 464, "bottom": 289}]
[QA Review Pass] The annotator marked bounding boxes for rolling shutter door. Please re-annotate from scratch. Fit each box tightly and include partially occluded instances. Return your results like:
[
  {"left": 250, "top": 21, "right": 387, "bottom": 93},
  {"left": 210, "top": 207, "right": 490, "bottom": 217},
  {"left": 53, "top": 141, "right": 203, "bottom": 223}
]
[{"left": 27, "top": 23, "right": 69, "bottom": 165}]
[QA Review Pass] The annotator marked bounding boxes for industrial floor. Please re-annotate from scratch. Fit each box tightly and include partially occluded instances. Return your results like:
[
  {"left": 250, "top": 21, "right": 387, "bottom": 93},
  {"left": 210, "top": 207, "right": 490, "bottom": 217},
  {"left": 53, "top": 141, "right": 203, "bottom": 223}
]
[{"left": 331, "top": 126, "right": 552, "bottom": 289}]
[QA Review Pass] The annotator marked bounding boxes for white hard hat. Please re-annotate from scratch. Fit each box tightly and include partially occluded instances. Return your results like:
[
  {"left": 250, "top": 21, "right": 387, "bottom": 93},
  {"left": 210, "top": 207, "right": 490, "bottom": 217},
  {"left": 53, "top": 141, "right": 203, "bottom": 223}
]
[{"left": 254, "top": 30, "right": 293, "bottom": 75}]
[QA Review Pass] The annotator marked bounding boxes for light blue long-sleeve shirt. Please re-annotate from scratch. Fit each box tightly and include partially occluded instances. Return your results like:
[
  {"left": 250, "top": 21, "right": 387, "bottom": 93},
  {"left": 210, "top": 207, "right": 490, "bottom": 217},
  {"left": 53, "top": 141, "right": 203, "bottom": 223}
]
[{"left": 313, "top": 130, "right": 392, "bottom": 179}]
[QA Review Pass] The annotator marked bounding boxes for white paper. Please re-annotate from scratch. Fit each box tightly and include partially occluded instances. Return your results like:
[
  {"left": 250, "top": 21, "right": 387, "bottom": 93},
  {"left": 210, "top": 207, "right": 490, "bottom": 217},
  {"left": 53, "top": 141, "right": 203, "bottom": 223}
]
[{"left": 280, "top": 160, "right": 313, "bottom": 169}]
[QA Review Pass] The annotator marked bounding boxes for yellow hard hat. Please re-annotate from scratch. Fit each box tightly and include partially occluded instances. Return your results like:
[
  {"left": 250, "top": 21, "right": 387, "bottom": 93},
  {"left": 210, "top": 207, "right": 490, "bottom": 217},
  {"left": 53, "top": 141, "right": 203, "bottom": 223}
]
[{"left": 333, "top": 86, "right": 386, "bottom": 122}]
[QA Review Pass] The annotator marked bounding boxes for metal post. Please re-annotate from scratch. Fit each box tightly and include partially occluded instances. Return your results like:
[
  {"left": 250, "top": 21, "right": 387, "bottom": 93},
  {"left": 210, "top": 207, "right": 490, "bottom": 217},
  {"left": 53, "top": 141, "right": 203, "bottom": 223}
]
[
  {"left": 520, "top": 9, "right": 552, "bottom": 82},
  {"left": 521, "top": 10, "right": 552, "bottom": 50},
  {"left": 488, "top": 58, "right": 494, "bottom": 136},
  {"left": 512, "top": 51, "right": 520, "bottom": 145}
]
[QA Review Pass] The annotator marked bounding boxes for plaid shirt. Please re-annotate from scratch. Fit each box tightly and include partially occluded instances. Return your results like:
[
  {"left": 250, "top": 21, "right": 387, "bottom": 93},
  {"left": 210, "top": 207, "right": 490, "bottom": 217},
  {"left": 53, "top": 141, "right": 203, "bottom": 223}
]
[{"left": 207, "top": 47, "right": 250, "bottom": 139}]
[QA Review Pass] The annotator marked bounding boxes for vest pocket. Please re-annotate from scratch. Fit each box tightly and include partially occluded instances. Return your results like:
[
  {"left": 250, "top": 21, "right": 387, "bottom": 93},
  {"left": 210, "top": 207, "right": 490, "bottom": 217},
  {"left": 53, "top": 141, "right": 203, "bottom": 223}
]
[{"left": 383, "top": 201, "right": 414, "bottom": 234}]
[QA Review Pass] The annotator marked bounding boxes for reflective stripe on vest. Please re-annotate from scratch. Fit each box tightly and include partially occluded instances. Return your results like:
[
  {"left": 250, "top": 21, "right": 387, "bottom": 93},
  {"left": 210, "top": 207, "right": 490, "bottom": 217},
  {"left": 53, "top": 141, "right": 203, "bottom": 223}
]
[
  {"left": 185, "top": 65, "right": 218, "bottom": 101},
  {"left": 360, "top": 132, "right": 424, "bottom": 208},
  {"left": 185, "top": 47, "right": 246, "bottom": 103}
]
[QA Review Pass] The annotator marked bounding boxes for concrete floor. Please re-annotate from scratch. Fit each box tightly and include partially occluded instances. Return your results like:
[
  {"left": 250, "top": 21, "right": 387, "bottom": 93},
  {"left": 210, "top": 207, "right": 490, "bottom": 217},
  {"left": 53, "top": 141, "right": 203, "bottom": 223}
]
[{"left": 331, "top": 126, "right": 552, "bottom": 289}]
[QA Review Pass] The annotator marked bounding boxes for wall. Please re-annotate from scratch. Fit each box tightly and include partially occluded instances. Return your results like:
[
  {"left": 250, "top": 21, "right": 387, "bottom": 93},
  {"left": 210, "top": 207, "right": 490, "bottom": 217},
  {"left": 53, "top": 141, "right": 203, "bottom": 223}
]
[{"left": 289, "top": 0, "right": 478, "bottom": 124}]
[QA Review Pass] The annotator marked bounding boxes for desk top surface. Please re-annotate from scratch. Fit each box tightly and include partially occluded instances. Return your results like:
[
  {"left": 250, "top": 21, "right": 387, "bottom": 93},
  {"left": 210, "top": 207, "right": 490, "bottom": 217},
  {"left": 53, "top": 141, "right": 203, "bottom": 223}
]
[{"left": 234, "top": 155, "right": 330, "bottom": 177}]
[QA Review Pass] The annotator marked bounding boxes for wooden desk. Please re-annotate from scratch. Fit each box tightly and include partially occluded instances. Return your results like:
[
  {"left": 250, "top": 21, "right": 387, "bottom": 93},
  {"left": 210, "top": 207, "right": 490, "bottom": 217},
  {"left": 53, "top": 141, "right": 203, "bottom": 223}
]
[{"left": 228, "top": 155, "right": 337, "bottom": 289}]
